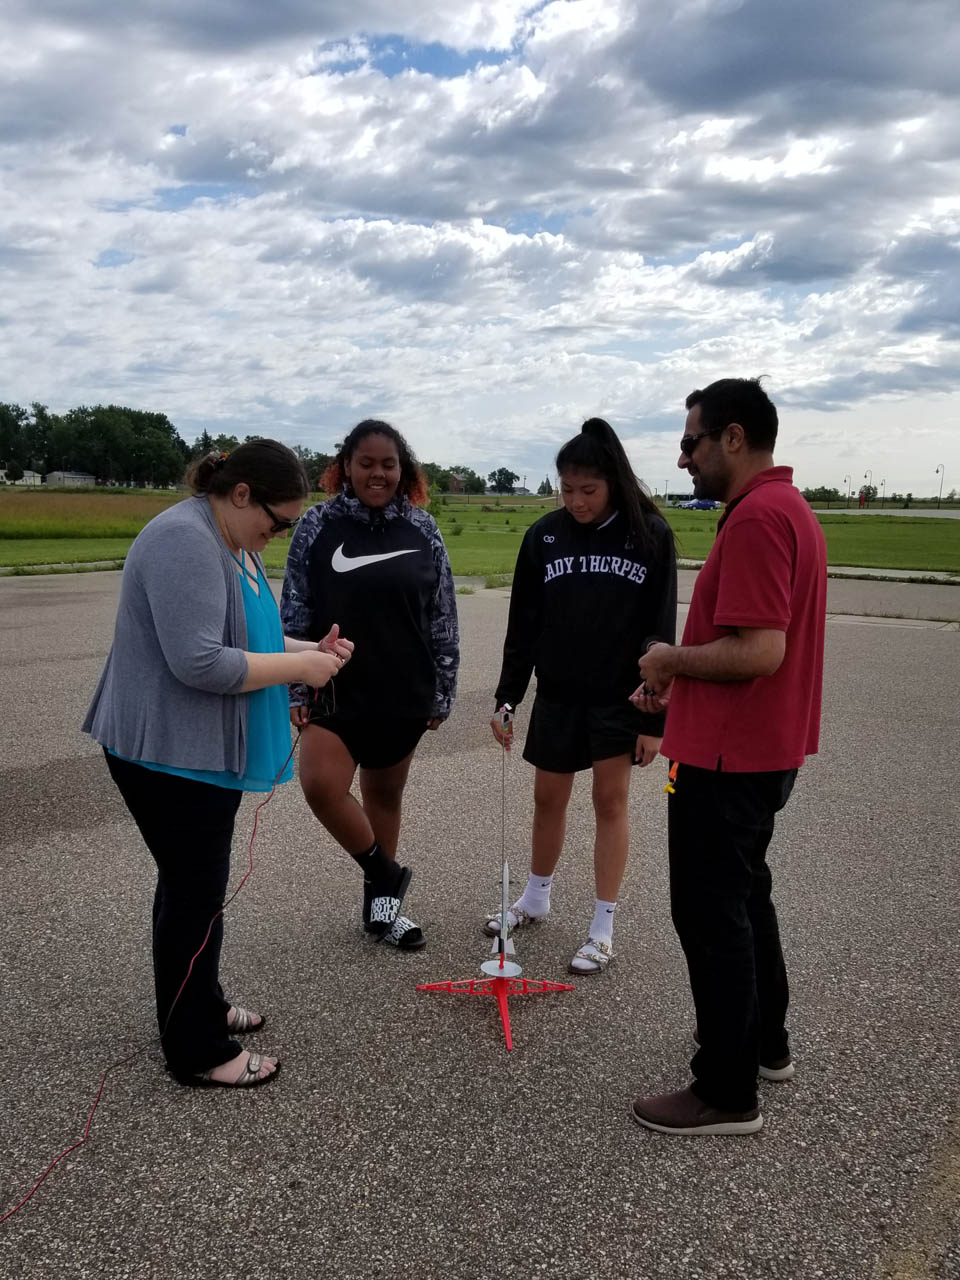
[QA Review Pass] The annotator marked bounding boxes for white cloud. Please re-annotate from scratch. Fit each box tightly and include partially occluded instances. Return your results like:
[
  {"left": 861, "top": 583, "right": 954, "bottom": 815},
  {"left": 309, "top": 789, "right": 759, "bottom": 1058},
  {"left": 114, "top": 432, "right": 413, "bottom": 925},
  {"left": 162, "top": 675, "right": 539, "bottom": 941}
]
[{"left": 0, "top": 0, "right": 959, "bottom": 493}]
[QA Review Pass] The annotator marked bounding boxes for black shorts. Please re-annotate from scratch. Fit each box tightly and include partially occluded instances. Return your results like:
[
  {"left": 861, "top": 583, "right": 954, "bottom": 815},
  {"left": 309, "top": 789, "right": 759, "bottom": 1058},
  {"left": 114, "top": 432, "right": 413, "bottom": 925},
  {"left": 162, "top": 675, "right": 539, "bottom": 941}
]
[
  {"left": 522, "top": 693, "right": 646, "bottom": 774},
  {"left": 308, "top": 712, "right": 427, "bottom": 770}
]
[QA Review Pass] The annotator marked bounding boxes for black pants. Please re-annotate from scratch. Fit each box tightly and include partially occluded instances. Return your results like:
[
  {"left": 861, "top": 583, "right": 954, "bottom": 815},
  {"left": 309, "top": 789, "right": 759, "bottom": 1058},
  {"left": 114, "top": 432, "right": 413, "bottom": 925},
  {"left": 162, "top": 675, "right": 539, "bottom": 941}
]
[
  {"left": 105, "top": 752, "right": 244, "bottom": 1079},
  {"left": 668, "top": 763, "right": 797, "bottom": 1112}
]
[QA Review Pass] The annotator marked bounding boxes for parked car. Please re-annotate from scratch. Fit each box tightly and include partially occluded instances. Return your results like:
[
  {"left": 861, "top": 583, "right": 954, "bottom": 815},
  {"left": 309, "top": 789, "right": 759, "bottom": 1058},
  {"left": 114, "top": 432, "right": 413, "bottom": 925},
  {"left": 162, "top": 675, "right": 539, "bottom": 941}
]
[{"left": 677, "top": 498, "right": 721, "bottom": 510}]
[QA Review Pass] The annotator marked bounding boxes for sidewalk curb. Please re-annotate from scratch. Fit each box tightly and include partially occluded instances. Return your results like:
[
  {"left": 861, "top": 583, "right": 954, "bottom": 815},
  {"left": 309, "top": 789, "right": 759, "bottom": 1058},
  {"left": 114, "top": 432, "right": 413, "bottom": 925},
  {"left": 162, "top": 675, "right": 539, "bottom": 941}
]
[{"left": 3, "top": 560, "right": 959, "bottom": 589}]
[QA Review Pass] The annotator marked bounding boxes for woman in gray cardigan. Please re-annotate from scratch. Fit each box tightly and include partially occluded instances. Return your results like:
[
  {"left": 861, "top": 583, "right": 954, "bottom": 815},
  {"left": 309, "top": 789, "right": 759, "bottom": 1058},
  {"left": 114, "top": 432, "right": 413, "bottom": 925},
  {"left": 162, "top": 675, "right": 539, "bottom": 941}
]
[{"left": 84, "top": 441, "right": 350, "bottom": 1089}]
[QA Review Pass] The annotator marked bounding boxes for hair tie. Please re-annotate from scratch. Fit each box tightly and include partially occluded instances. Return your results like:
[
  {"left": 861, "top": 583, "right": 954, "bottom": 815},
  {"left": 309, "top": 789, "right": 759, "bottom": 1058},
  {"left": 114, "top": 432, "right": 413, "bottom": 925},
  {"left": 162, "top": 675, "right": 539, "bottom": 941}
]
[{"left": 214, "top": 452, "right": 227, "bottom": 469}]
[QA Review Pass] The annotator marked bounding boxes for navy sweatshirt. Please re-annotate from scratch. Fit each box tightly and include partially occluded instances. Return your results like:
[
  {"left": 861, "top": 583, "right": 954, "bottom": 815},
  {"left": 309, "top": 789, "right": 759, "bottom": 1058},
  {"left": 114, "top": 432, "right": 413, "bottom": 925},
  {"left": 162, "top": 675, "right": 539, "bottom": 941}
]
[
  {"left": 281, "top": 492, "right": 459, "bottom": 720},
  {"left": 494, "top": 508, "right": 677, "bottom": 735}
]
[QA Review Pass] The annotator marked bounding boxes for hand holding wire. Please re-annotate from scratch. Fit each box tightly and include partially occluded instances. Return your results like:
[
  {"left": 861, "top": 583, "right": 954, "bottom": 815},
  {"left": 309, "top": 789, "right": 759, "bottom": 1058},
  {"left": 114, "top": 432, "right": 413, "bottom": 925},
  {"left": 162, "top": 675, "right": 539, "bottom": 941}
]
[
  {"left": 317, "top": 622, "right": 354, "bottom": 665},
  {"left": 491, "top": 704, "right": 514, "bottom": 751},
  {"left": 629, "top": 683, "right": 671, "bottom": 713},
  {"left": 636, "top": 642, "right": 674, "bottom": 695},
  {"left": 299, "top": 649, "right": 342, "bottom": 687}
]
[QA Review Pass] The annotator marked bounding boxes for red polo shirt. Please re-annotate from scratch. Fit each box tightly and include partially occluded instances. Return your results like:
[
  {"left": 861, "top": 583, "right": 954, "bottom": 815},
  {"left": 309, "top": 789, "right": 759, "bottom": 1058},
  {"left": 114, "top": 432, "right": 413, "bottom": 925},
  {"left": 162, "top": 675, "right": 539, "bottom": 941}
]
[{"left": 661, "top": 466, "right": 827, "bottom": 772}]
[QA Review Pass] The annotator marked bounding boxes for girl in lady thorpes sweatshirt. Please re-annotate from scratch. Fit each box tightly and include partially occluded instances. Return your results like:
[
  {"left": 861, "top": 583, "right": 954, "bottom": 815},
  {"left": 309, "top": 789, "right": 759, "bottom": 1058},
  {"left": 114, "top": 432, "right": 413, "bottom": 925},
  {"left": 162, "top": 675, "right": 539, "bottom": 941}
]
[{"left": 486, "top": 418, "right": 677, "bottom": 973}]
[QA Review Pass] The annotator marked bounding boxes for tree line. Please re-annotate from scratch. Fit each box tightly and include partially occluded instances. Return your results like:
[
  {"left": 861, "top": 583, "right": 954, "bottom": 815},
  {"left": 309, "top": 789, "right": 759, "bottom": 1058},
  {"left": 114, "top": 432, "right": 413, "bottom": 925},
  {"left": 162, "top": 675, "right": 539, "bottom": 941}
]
[
  {"left": 0, "top": 402, "right": 520, "bottom": 493},
  {"left": 801, "top": 484, "right": 958, "bottom": 507},
  {"left": 0, "top": 402, "right": 192, "bottom": 488},
  {"left": 0, "top": 403, "right": 278, "bottom": 489}
]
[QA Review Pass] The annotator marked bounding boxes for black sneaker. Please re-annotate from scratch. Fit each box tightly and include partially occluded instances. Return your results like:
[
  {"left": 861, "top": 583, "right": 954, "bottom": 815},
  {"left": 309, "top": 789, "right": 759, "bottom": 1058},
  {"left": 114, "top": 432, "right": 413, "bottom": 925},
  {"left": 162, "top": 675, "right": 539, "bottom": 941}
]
[{"left": 692, "top": 1029, "right": 795, "bottom": 1082}]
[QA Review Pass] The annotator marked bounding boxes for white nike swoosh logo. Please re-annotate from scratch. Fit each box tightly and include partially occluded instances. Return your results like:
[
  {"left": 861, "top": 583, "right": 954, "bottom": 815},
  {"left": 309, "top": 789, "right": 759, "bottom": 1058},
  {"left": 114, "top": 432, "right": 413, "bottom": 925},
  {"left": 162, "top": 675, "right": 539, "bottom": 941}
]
[{"left": 331, "top": 543, "right": 419, "bottom": 573}]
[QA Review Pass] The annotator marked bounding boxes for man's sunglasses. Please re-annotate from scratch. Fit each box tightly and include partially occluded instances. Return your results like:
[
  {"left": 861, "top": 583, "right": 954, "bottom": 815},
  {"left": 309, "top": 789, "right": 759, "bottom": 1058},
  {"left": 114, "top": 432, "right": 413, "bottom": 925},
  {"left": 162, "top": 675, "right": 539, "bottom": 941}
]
[
  {"left": 679, "top": 425, "right": 726, "bottom": 457},
  {"left": 259, "top": 500, "right": 302, "bottom": 534}
]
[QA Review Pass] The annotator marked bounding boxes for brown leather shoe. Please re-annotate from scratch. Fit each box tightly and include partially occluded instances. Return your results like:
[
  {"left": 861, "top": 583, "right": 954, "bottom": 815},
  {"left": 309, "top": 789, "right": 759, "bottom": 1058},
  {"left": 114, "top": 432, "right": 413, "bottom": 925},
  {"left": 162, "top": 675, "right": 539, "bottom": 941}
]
[{"left": 631, "top": 1086, "right": 762, "bottom": 1135}]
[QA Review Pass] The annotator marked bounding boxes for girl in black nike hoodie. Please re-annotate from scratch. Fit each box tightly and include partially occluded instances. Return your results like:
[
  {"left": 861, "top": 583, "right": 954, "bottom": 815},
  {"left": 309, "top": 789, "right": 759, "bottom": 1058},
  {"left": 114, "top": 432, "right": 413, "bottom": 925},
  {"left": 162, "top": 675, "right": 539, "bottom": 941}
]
[
  {"left": 486, "top": 418, "right": 677, "bottom": 973},
  {"left": 281, "top": 420, "right": 459, "bottom": 951}
]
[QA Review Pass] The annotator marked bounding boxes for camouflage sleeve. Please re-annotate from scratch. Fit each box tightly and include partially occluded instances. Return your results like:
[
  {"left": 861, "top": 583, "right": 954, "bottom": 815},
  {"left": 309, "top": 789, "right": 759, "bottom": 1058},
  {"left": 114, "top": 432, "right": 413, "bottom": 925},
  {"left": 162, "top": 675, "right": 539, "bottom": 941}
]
[
  {"left": 412, "top": 510, "right": 460, "bottom": 720},
  {"left": 280, "top": 503, "right": 324, "bottom": 706}
]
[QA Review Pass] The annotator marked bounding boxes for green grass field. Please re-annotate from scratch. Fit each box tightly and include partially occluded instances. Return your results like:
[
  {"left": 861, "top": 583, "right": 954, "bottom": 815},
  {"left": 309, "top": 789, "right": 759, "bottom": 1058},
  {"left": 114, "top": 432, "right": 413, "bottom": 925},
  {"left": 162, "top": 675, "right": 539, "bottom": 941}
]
[
  {"left": 0, "top": 537, "right": 136, "bottom": 566},
  {"left": 1, "top": 489, "right": 958, "bottom": 576},
  {"left": 813, "top": 514, "right": 960, "bottom": 573},
  {"left": 0, "top": 490, "right": 177, "bottom": 538}
]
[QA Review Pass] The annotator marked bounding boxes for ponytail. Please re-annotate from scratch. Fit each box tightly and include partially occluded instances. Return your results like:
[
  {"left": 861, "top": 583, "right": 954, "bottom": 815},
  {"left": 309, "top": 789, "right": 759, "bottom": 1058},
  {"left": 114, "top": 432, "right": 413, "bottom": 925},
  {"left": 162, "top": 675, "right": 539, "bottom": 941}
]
[{"left": 185, "top": 451, "right": 228, "bottom": 493}]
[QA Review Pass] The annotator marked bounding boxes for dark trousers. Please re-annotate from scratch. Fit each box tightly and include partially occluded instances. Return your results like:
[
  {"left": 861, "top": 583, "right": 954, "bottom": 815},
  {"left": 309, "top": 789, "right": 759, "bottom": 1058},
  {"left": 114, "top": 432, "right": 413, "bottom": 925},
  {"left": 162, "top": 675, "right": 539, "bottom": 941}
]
[
  {"left": 668, "top": 763, "right": 797, "bottom": 1112},
  {"left": 105, "top": 752, "right": 243, "bottom": 1079}
]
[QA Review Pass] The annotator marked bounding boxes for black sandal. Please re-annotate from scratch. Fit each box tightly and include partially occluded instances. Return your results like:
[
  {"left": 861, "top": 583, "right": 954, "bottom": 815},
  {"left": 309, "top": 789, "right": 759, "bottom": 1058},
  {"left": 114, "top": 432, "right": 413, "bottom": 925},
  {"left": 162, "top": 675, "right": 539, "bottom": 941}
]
[
  {"left": 365, "top": 864, "right": 412, "bottom": 937},
  {"left": 379, "top": 915, "right": 426, "bottom": 950}
]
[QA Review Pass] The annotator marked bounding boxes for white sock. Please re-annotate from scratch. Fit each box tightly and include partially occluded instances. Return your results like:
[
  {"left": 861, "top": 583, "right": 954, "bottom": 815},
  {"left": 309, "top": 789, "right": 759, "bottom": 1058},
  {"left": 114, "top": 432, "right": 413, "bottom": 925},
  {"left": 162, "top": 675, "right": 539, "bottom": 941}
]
[
  {"left": 589, "top": 899, "right": 617, "bottom": 945},
  {"left": 515, "top": 872, "right": 553, "bottom": 918}
]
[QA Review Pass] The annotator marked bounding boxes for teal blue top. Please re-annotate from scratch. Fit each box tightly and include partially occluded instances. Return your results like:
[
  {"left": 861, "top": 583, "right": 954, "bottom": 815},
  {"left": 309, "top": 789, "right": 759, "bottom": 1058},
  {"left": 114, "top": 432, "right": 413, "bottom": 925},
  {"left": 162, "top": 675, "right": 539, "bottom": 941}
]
[{"left": 112, "top": 552, "right": 294, "bottom": 792}]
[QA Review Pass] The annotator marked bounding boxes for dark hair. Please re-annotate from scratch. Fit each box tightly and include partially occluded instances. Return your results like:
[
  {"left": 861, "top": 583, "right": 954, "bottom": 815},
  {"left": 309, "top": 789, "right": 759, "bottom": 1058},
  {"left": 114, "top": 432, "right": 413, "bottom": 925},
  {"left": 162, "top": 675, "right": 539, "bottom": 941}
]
[
  {"left": 685, "top": 378, "right": 778, "bottom": 452},
  {"left": 555, "top": 417, "right": 665, "bottom": 552},
  {"left": 320, "top": 419, "right": 429, "bottom": 507},
  {"left": 185, "top": 439, "right": 309, "bottom": 503}
]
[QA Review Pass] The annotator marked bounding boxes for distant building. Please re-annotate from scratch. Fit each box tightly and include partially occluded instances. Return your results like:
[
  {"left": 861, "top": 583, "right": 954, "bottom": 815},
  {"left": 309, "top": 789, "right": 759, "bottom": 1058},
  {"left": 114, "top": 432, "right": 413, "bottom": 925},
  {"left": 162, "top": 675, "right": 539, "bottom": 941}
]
[
  {"left": 450, "top": 473, "right": 483, "bottom": 496},
  {"left": 15, "top": 470, "right": 43, "bottom": 486},
  {"left": 46, "top": 470, "right": 96, "bottom": 487}
]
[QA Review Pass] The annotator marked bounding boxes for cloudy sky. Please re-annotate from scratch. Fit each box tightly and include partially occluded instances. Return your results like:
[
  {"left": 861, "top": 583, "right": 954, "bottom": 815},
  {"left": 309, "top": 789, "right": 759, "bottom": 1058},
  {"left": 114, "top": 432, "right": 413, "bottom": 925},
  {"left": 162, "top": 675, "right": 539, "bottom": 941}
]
[{"left": 2, "top": 0, "right": 959, "bottom": 496}]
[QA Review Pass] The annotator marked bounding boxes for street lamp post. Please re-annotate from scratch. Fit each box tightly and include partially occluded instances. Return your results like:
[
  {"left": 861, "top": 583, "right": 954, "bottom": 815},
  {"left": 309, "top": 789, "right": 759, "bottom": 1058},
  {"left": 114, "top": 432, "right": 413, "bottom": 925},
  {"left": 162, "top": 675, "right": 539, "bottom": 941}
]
[
  {"left": 843, "top": 474, "right": 852, "bottom": 508},
  {"left": 936, "top": 463, "right": 945, "bottom": 509},
  {"left": 880, "top": 478, "right": 886, "bottom": 508},
  {"left": 863, "top": 469, "right": 872, "bottom": 508}
]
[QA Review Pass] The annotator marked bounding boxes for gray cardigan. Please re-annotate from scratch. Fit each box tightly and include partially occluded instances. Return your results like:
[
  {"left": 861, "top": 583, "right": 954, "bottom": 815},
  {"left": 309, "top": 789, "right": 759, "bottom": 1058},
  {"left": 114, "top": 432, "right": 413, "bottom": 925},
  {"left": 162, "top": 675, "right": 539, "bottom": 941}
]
[{"left": 83, "top": 496, "right": 257, "bottom": 774}]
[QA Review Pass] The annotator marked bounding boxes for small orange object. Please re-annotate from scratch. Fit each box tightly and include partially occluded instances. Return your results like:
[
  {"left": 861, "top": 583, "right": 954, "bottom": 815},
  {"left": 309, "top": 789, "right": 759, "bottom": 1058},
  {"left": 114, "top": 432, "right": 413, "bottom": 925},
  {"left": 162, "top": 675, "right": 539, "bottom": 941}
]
[{"left": 664, "top": 760, "right": 679, "bottom": 795}]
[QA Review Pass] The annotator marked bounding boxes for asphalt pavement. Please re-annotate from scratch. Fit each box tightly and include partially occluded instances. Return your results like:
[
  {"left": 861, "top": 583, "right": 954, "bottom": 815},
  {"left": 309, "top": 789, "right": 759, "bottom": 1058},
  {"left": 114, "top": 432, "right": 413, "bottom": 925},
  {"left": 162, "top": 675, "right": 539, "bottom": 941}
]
[{"left": 0, "top": 571, "right": 957, "bottom": 1280}]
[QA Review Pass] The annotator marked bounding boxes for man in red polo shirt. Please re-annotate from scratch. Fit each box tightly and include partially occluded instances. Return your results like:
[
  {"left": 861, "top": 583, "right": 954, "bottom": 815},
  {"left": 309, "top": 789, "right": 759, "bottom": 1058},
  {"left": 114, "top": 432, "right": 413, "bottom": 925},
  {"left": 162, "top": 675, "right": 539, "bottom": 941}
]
[{"left": 630, "top": 378, "right": 827, "bottom": 1135}]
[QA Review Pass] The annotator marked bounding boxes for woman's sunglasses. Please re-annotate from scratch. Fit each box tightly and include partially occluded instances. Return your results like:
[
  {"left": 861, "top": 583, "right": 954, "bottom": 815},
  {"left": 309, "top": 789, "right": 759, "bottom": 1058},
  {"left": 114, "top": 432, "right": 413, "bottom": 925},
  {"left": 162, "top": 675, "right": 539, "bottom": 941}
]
[{"left": 259, "top": 500, "right": 302, "bottom": 534}]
